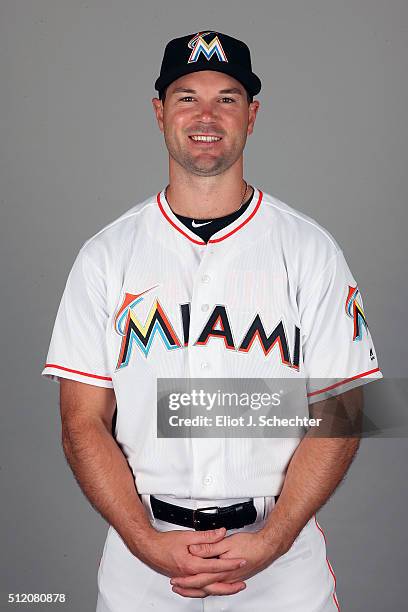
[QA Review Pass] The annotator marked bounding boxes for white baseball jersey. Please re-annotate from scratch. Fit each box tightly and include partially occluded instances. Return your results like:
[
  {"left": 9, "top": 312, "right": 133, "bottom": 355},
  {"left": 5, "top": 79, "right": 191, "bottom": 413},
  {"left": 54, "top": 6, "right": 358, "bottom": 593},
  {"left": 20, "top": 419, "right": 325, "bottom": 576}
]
[{"left": 42, "top": 186, "right": 382, "bottom": 498}]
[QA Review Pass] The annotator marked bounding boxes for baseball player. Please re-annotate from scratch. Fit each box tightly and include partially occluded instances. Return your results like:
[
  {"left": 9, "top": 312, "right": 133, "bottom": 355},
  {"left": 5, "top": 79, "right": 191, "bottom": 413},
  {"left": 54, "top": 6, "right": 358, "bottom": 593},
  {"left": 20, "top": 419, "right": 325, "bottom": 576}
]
[{"left": 42, "top": 31, "right": 382, "bottom": 611}]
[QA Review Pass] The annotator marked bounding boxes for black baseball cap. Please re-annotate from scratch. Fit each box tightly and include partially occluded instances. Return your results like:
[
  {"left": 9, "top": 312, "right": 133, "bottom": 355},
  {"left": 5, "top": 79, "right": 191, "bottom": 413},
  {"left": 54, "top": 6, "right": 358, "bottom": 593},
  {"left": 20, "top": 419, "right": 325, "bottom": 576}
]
[{"left": 154, "top": 30, "right": 262, "bottom": 99}]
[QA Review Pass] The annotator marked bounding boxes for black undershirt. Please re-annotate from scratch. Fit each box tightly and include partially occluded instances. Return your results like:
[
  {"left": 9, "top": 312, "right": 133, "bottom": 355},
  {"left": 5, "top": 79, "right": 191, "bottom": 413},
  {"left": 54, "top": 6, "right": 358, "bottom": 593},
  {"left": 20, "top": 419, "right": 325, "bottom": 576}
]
[{"left": 174, "top": 189, "right": 255, "bottom": 243}]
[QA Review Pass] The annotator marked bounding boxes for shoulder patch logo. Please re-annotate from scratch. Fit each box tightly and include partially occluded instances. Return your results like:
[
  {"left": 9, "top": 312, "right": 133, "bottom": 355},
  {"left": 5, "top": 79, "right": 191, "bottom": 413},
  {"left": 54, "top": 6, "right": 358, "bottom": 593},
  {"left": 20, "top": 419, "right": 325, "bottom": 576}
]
[
  {"left": 345, "top": 285, "right": 368, "bottom": 341},
  {"left": 187, "top": 32, "right": 228, "bottom": 63}
]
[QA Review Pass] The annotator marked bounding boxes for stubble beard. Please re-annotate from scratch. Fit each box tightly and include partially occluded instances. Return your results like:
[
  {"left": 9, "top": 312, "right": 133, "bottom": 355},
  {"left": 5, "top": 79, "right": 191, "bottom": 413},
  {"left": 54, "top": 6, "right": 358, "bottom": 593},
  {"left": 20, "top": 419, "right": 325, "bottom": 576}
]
[{"left": 164, "top": 130, "right": 246, "bottom": 177}]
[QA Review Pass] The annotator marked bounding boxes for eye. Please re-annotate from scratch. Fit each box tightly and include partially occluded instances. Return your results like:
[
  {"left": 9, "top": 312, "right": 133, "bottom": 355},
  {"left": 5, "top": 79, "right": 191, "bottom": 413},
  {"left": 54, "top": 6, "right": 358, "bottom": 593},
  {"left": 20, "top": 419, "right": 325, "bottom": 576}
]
[
  {"left": 179, "top": 96, "right": 195, "bottom": 102},
  {"left": 220, "top": 97, "right": 235, "bottom": 103}
]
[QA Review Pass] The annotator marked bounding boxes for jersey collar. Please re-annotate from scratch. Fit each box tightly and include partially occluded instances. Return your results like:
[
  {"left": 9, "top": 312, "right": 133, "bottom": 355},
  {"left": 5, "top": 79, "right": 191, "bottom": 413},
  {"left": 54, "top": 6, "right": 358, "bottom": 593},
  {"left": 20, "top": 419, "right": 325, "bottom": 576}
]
[{"left": 156, "top": 187, "right": 263, "bottom": 245}]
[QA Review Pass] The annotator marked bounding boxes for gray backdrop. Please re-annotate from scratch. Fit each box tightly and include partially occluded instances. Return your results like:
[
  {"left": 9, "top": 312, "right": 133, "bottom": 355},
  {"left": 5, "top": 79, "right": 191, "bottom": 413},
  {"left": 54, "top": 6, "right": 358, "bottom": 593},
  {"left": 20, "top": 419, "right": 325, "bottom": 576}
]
[{"left": 1, "top": 1, "right": 407, "bottom": 610}]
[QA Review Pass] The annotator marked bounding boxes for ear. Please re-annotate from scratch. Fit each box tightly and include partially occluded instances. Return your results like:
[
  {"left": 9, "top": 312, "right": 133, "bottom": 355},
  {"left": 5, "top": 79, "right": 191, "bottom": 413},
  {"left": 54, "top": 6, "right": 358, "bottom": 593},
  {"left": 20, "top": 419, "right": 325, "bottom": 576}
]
[
  {"left": 247, "top": 100, "right": 260, "bottom": 136},
  {"left": 152, "top": 97, "right": 164, "bottom": 132}
]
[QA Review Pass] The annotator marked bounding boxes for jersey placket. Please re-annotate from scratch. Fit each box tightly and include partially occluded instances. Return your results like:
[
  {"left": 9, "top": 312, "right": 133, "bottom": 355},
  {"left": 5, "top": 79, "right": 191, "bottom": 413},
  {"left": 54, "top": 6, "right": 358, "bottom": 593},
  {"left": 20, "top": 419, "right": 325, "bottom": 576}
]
[{"left": 187, "top": 241, "right": 226, "bottom": 498}]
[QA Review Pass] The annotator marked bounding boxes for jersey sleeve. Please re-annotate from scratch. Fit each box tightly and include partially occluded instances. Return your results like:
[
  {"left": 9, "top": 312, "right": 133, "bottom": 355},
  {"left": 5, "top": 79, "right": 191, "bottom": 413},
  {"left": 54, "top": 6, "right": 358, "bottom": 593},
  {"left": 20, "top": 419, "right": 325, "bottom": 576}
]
[
  {"left": 41, "top": 245, "right": 114, "bottom": 388},
  {"left": 299, "top": 249, "right": 383, "bottom": 403}
]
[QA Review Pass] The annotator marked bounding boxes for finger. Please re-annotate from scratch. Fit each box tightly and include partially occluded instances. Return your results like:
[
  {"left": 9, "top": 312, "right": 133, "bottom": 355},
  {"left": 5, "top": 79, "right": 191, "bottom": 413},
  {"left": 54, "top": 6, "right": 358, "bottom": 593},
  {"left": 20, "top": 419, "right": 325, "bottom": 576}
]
[
  {"left": 186, "top": 527, "right": 226, "bottom": 545},
  {"left": 188, "top": 540, "right": 230, "bottom": 558},
  {"left": 189, "top": 556, "right": 246, "bottom": 574},
  {"left": 172, "top": 585, "right": 208, "bottom": 598},
  {"left": 172, "top": 571, "right": 239, "bottom": 589},
  {"left": 203, "top": 581, "right": 246, "bottom": 596},
  {"left": 172, "top": 582, "right": 246, "bottom": 598}
]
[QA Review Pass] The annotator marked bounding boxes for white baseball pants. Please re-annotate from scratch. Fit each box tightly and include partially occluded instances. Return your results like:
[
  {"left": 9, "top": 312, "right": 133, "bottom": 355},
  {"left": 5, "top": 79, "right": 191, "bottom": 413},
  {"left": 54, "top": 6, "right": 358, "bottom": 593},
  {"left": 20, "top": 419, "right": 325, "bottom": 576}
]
[{"left": 96, "top": 494, "right": 340, "bottom": 611}]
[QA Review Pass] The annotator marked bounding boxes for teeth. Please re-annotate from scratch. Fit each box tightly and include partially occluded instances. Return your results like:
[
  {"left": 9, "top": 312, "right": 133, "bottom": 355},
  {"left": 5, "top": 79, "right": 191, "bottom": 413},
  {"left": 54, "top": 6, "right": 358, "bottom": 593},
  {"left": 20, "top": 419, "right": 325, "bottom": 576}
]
[{"left": 190, "top": 135, "right": 221, "bottom": 142}]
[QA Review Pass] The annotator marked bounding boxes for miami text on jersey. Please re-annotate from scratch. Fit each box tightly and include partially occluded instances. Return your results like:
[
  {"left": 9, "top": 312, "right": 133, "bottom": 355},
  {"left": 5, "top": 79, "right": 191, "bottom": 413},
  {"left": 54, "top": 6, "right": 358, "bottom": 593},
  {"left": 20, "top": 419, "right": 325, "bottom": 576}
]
[{"left": 114, "top": 289, "right": 300, "bottom": 371}]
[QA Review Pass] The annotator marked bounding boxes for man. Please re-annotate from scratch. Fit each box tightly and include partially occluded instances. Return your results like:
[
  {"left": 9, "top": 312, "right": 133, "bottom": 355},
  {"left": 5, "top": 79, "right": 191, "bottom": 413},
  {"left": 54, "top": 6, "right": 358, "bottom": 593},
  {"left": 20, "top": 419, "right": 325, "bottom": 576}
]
[{"left": 42, "top": 31, "right": 382, "bottom": 611}]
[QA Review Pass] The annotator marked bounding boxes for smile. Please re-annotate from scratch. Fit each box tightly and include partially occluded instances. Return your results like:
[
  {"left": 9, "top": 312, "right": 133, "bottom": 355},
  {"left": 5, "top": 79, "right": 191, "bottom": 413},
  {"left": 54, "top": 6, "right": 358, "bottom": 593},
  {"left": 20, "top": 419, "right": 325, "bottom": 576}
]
[{"left": 189, "top": 135, "right": 222, "bottom": 142}]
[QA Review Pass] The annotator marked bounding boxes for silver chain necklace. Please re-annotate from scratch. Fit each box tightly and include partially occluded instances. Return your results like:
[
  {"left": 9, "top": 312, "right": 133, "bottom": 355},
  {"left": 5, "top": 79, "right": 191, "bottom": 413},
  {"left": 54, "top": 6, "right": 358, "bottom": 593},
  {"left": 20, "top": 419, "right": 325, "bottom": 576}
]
[{"left": 165, "top": 180, "right": 250, "bottom": 219}]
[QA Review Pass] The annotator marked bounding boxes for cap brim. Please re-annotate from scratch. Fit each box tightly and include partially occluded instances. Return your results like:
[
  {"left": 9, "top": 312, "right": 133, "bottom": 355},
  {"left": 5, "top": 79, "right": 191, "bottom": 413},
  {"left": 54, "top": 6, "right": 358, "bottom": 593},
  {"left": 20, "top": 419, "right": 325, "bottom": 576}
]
[{"left": 154, "top": 63, "right": 261, "bottom": 97}]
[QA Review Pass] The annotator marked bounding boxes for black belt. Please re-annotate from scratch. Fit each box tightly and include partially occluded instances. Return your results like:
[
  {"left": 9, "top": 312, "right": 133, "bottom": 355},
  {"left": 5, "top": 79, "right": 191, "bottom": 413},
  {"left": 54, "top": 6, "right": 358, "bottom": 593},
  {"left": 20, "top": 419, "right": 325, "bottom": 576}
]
[{"left": 150, "top": 494, "right": 279, "bottom": 531}]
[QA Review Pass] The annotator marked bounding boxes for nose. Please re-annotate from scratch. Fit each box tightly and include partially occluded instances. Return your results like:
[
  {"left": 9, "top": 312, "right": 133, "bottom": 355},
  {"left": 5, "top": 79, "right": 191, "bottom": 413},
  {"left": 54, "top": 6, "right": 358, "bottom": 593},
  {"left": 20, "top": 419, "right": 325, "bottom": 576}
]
[{"left": 194, "top": 100, "right": 219, "bottom": 123}]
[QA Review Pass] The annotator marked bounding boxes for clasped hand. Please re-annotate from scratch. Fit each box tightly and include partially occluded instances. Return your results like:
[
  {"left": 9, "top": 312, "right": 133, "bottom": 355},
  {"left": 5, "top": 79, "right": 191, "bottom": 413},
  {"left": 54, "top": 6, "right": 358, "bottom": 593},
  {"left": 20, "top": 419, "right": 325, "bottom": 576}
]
[
  {"left": 140, "top": 525, "right": 281, "bottom": 599},
  {"left": 172, "top": 527, "right": 278, "bottom": 598}
]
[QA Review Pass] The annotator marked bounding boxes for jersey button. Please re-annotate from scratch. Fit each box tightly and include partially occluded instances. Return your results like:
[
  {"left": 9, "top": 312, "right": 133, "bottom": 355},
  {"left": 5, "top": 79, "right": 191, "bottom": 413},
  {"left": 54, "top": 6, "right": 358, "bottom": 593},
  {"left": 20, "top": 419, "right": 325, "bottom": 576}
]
[
  {"left": 201, "top": 274, "right": 211, "bottom": 283},
  {"left": 201, "top": 304, "right": 209, "bottom": 312},
  {"left": 201, "top": 362, "right": 210, "bottom": 370},
  {"left": 203, "top": 475, "right": 213, "bottom": 486}
]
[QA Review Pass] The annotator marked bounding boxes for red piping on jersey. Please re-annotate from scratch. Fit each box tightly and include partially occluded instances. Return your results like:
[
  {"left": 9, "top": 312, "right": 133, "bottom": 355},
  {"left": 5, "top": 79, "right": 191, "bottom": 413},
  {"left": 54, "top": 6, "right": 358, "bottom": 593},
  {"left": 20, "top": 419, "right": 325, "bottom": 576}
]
[
  {"left": 208, "top": 190, "right": 263, "bottom": 243},
  {"left": 44, "top": 363, "right": 112, "bottom": 382},
  {"left": 157, "top": 193, "right": 205, "bottom": 245},
  {"left": 156, "top": 190, "right": 263, "bottom": 244},
  {"left": 307, "top": 367, "right": 381, "bottom": 398},
  {"left": 314, "top": 516, "right": 341, "bottom": 611}
]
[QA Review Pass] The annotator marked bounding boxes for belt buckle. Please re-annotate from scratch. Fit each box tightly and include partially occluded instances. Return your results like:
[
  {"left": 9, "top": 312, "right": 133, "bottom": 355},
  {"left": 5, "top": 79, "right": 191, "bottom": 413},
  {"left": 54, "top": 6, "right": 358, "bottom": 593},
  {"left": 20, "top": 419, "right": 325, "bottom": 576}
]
[{"left": 192, "top": 505, "right": 219, "bottom": 529}]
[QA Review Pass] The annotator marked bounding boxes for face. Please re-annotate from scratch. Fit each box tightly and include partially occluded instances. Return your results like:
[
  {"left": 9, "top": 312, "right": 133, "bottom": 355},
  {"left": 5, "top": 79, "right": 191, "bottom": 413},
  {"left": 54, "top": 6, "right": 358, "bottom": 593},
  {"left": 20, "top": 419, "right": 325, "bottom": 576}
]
[{"left": 152, "top": 71, "right": 260, "bottom": 177}]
